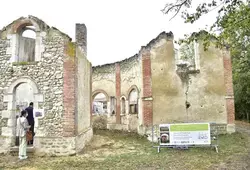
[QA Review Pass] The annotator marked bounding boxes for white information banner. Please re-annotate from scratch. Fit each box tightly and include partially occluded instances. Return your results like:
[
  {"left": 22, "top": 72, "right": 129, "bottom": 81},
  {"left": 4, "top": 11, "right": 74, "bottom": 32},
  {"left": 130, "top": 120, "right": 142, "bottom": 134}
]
[{"left": 159, "top": 123, "right": 211, "bottom": 146}]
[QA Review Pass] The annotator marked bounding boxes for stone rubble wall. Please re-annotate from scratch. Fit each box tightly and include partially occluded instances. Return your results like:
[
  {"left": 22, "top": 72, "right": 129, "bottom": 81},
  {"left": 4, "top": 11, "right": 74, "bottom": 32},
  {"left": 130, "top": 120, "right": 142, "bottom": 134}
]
[
  {"left": 0, "top": 39, "right": 10, "bottom": 135},
  {"left": 0, "top": 16, "right": 93, "bottom": 155},
  {"left": 33, "top": 127, "right": 93, "bottom": 156},
  {"left": 0, "top": 26, "right": 68, "bottom": 153}
]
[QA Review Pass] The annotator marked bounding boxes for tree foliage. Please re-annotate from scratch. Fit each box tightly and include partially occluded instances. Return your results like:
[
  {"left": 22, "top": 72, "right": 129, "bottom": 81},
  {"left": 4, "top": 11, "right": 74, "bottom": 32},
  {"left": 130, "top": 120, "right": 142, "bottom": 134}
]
[{"left": 163, "top": 0, "right": 250, "bottom": 121}]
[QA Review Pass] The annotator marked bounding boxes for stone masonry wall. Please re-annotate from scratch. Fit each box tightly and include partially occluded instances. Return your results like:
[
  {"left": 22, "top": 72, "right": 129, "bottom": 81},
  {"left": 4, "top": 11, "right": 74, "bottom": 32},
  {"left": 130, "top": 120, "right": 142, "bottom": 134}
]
[
  {"left": 34, "top": 137, "right": 76, "bottom": 156},
  {"left": 0, "top": 39, "right": 9, "bottom": 135},
  {"left": 0, "top": 16, "right": 93, "bottom": 155},
  {"left": 0, "top": 22, "right": 70, "bottom": 135}
]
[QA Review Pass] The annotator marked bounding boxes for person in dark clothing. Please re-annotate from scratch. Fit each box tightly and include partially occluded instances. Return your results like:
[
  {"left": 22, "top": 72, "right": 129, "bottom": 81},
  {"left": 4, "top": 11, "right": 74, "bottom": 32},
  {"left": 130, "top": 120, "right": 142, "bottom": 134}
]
[{"left": 25, "top": 102, "right": 35, "bottom": 145}]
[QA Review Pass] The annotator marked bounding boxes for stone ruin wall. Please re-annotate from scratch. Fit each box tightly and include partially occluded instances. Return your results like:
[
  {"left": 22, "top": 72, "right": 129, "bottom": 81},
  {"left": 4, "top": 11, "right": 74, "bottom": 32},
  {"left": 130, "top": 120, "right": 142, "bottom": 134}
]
[
  {"left": 150, "top": 35, "right": 229, "bottom": 126},
  {"left": 120, "top": 56, "right": 141, "bottom": 131},
  {"left": 0, "top": 16, "right": 93, "bottom": 155},
  {"left": 92, "top": 31, "right": 235, "bottom": 134},
  {"left": 92, "top": 55, "right": 142, "bottom": 132},
  {"left": 0, "top": 28, "right": 67, "bottom": 136}
]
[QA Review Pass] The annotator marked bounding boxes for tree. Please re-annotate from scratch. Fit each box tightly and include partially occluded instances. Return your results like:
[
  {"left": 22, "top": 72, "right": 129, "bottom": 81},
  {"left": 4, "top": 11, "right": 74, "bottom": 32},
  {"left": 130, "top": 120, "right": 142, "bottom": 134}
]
[{"left": 163, "top": 0, "right": 250, "bottom": 122}]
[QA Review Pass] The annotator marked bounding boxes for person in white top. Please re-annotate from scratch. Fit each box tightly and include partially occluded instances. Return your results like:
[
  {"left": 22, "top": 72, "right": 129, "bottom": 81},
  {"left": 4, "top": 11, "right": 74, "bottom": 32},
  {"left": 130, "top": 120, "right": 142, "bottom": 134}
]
[{"left": 16, "top": 110, "right": 30, "bottom": 160}]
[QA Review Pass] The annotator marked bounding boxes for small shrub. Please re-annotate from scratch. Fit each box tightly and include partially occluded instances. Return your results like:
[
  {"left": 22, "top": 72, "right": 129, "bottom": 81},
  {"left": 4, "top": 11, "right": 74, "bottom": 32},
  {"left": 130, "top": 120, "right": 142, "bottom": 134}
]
[{"left": 92, "top": 115, "right": 107, "bottom": 130}]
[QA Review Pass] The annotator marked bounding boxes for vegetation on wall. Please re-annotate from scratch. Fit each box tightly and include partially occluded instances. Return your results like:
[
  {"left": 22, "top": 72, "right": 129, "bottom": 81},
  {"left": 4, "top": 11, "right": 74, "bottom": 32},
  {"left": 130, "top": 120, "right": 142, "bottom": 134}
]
[
  {"left": 163, "top": 0, "right": 250, "bottom": 122},
  {"left": 66, "top": 41, "right": 75, "bottom": 58},
  {"left": 12, "top": 61, "right": 38, "bottom": 66}
]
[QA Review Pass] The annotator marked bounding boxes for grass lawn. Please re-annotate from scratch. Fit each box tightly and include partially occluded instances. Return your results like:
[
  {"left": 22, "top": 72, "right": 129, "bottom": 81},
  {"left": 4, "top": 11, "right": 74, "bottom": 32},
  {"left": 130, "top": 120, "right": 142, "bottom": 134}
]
[{"left": 0, "top": 129, "right": 249, "bottom": 170}]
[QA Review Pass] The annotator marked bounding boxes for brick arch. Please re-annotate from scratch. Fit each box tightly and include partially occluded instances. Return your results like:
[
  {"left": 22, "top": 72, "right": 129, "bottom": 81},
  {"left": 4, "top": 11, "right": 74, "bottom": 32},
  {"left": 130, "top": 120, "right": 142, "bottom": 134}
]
[
  {"left": 12, "top": 19, "right": 41, "bottom": 34},
  {"left": 126, "top": 85, "right": 139, "bottom": 100},
  {"left": 92, "top": 89, "right": 110, "bottom": 102}
]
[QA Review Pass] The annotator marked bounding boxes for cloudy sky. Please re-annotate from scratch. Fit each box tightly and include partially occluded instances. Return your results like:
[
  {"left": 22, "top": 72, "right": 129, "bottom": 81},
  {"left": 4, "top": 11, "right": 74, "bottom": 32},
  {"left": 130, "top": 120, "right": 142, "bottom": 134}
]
[{"left": 0, "top": 0, "right": 217, "bottom": 66}]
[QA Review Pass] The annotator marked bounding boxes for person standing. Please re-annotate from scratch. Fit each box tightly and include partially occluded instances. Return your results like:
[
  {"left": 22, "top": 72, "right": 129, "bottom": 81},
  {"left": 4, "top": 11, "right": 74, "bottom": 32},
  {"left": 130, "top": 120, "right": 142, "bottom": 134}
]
[
  {"left": 25, "top": 102, "right": 34, "bottom": 145},
  {"left": 16, "top": 110, "right": 30, "bottom": 160}
]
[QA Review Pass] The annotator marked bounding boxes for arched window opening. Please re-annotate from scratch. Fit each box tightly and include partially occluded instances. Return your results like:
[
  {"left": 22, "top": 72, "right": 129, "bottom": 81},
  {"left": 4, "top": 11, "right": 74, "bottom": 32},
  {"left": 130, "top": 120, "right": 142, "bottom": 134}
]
[
  {"left": 110, "top": 96, "right": 116, "bottom": 115},
  {"left": 92, "top": 93, "right": 107, "bottom": 115},
  {"left": 129, "top": 89, "right": 138, "bottom": 114},
  {"left": 121, "top": 97, "right": 126, "bottom": 114},
  {"left": 17, "top": 26, "right": 36, "bottom": 62},
  {"left": 22, "top": 28, "right": 36, "bottom": 39}
]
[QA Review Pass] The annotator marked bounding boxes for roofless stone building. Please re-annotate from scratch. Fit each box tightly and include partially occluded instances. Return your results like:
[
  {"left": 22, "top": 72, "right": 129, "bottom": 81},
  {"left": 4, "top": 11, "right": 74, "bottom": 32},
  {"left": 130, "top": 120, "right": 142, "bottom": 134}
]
[{"left": 0, "top": 16, "right": 92, "bottom": 156}]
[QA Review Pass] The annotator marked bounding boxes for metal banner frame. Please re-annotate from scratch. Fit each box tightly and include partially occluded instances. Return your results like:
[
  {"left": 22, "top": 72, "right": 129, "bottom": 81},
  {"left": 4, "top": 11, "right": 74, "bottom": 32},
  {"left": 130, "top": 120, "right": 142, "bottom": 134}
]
[{"left": 152, "top": 123, "right": 219, "bottom": 153}]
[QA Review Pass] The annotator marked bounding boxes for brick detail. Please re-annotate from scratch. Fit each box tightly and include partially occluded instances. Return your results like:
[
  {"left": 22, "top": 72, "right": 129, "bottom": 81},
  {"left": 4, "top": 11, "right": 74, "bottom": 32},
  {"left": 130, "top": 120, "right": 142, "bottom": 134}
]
[
  {"left": 142, "top": 100, "right": 153, "bottom": 126},
  {"left": 11, "top": 20, "right": 33, "bottom": 33},
  {"left": 63, "top": 45, "right": 76, "bottom": 137},
  {"left": 115, "top": 63, "right": 121, "bottom": 124},
  {"left": 142, "top": 51, "right": 153, "bottom": 126},
  {"left": 223, "top": 50, "right": 235, "bottom": 124},
  {"left": 226, "top": 98, "right": 235, "bottom": 124}
]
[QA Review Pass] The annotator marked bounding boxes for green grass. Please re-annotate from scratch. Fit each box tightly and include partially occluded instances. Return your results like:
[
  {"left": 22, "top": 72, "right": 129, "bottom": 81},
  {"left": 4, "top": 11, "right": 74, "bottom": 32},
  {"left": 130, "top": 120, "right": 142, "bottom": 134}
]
[{"left": 1, "top": 130, "right": 249, "bottom": 170}]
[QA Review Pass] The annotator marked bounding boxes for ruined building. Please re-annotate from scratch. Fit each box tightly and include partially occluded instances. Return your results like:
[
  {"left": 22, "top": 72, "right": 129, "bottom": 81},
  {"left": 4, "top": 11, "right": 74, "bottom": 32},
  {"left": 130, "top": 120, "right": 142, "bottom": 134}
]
[
  {"left": 92, "top": 32, "right": 235, "bottom": 135},
  {"left": 0, "top": 16, "right": 235, "bottom": 155},
  {"left": 0, "top": 16, "right": 92, "bottom": 155}
]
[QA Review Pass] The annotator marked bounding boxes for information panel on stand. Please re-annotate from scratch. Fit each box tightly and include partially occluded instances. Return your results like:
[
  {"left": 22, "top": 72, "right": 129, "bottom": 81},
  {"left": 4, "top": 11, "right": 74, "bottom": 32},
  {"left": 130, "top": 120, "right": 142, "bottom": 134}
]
[{"left": 159, "top": 123, "right": 211, "bottom": 145}]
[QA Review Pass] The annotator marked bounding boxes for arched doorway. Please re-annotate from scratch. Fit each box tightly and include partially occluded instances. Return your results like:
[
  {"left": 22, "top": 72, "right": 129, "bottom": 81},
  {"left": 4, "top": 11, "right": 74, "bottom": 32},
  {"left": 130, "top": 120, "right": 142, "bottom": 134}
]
[
  {"left": 14, "top": 83, "right": 34, "bottom": 146},
  {"left": 3, "top": 77, "right": 43, "bottom": 147},
  {"left": 92, "top": 93, "right": 108, "bottom": 115},
  {"left": 15, "top": 83, "right": 34, "bottom": 111}
]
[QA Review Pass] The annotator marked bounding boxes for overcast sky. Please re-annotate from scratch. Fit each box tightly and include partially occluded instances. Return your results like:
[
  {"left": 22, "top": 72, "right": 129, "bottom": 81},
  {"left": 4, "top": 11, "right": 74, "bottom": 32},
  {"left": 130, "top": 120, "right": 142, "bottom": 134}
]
[{"left": 0, "top": 0, "right": 217, "bottom": 66}]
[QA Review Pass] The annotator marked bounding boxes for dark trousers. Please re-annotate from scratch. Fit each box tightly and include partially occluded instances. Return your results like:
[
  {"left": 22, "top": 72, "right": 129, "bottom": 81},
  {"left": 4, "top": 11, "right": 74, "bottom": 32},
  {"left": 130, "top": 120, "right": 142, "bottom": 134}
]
[{"left": 28, "top": 122, "right": 35, "bottom": 145}]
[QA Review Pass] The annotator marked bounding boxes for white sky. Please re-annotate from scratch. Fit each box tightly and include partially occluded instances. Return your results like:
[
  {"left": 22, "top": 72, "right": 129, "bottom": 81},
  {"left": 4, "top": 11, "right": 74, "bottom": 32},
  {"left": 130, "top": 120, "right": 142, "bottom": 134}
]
[{"left": 0, "top": 0, "right": 218, "bottom": 66}]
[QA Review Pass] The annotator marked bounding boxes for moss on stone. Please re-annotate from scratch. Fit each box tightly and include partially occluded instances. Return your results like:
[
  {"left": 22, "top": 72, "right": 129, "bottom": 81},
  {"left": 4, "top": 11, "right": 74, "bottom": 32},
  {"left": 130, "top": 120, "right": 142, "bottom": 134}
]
[
  {"left": 12, "top": 61, "right": 29, "bottom": 65},
  {"left": 12, "top": 61, "right": 37, "bottom": 66},
  {"left": 66, "top": 42, "right": 76, "bottom": 58}
]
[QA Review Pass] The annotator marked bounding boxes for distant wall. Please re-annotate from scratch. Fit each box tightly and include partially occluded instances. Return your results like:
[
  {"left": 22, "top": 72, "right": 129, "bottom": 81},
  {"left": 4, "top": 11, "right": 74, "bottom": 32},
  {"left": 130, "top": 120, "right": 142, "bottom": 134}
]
[
  {"left": 120, "top": 56, "right": 141, "bottom": 98},
  {"left": 150, "top": 35, "right": 184, "bottom": 124},
  {"left": 187, "top": 43, "right": 227, "bottom": 123},
  {"left": 151, "top": 38, "right": 227, "bottom": 124},
  {"left": 92, "top": 64, "right": 116, "bottom": 97},
  {"left": 92, "top": 31, "right": 234, "bottom": 134},
  {"left": 92, "top": 55, "right": 141, "bottom": 130}
]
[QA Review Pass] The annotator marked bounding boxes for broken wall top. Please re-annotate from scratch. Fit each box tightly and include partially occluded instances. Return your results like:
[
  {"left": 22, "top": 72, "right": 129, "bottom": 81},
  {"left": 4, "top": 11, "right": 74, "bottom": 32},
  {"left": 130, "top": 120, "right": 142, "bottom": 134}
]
[
  {"left": 0, "top": 15, "right": 71, "bottom": 41},
  {"left": 93, "top": 31, "right": 174, "bottom": 72}
]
